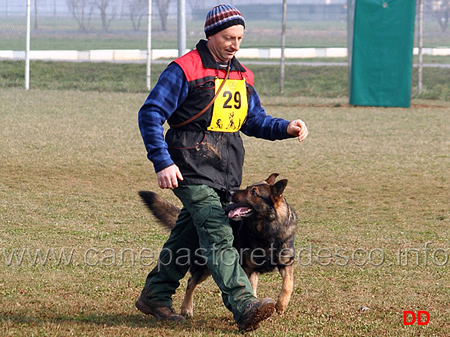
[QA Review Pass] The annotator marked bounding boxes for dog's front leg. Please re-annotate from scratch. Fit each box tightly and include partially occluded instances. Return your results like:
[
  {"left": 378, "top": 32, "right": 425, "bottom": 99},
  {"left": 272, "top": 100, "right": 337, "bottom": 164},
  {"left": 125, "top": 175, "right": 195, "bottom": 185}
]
[
  {"left": 275, "top": 264, "right": 294, "bottom": 315},
  {"left": 180, "top": 267, "right": 210, "bottom": 317},
  {"left": 180, "top": 275, "right": 197, "bottom": 317},
  {"left": 247, "top": 272, "right": 259, "bottom": 297}
]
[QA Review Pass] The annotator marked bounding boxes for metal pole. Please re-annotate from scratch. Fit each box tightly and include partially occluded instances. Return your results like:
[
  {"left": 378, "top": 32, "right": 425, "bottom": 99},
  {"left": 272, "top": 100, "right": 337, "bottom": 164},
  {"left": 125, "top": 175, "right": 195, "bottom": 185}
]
[
  {"left": 418, "top": 0, "right": 423, "bottom": 95},
  {"left": 347, "top": 0, "right": 355, "bottom": 96},
  {"left": 146, "top": 0, "right": 152, "bottom": 91},
  {"left": 280, "top": 0, "right": 287, "bottom": 94},
  {"left": 177, "top": 0, "right": 186, "bottom": 57},
  {"left": 25, "top": 0, "right": 31, "bottom": 90}
]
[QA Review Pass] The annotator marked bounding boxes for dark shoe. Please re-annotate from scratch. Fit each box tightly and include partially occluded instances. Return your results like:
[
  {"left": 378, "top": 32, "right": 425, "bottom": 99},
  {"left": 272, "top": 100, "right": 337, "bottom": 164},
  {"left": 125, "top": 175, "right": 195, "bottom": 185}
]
[
  {"left": 135, "top": 297, "right": 186, "bottom": 322},
  {"left": 237, "top": 298, "right": 275, "bottom": 332}
]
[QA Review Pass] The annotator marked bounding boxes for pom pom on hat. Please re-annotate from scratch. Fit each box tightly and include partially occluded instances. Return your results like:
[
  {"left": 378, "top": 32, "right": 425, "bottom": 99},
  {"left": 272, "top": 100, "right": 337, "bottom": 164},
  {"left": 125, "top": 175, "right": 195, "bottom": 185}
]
[{"left": 204, "top": 4, "right": 245, "bottom": 38}]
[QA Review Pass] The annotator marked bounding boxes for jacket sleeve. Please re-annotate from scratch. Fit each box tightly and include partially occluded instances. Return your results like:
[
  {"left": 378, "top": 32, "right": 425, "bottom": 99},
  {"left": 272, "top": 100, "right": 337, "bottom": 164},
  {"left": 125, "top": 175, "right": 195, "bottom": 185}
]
[
  {"left": 240, "top": 87, "right": 293, "bottom": 140},
  {"left": 138, "top": 63, "right": 189, "bottom": 173}
]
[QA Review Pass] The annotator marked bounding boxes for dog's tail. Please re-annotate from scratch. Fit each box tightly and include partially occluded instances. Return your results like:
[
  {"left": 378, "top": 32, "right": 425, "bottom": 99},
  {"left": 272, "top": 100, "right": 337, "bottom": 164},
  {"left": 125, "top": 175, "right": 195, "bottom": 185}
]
[{"left": 138, "top": 191, "right": 180, "bottom": 230}]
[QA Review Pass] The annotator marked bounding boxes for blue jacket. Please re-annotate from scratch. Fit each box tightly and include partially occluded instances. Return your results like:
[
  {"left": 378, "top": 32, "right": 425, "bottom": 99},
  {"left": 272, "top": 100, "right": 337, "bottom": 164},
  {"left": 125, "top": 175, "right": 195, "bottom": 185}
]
[{"left": 138, "top": 40, "right": 292, "bottom": 192}]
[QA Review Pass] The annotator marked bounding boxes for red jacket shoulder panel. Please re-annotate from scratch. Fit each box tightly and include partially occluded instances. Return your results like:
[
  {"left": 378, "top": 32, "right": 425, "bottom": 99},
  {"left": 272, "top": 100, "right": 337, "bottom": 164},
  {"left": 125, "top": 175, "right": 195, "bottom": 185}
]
[
  {"left": 173, "top": 50, "right": 215, "bottom": 81},
  {"left": 174, "top": 49, "right": 255, "bottom": 85},
  {"left": 240, "top": 64, "right": 254, "bottom": 87}
]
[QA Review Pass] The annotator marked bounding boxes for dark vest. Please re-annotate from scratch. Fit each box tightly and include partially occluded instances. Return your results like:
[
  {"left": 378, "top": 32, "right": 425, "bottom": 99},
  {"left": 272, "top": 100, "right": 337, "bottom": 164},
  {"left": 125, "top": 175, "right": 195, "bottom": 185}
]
[{"left": 165, "top": 40, "right": 255, "bottom": 193}]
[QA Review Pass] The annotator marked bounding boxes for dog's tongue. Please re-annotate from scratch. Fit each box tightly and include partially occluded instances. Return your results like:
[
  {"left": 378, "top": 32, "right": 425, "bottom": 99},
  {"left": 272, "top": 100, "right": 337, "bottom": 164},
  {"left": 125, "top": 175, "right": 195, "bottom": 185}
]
[{"left": 228, "top": 207, "right": 251, "bottom": 219}]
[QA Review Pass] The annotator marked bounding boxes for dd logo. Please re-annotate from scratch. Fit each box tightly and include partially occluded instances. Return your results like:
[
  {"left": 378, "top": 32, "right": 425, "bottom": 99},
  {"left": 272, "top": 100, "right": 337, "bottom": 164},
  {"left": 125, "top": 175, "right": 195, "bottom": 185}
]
[{"left": 403, "top": 311, "right": 430, "bottom": 325}]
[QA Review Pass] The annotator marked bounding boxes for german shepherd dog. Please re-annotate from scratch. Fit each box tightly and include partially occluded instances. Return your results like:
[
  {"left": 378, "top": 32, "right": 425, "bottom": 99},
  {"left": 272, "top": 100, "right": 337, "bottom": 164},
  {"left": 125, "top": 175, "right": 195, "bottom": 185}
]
[{"left": 138, "top": 173, "right": 297, "bottom": 317}]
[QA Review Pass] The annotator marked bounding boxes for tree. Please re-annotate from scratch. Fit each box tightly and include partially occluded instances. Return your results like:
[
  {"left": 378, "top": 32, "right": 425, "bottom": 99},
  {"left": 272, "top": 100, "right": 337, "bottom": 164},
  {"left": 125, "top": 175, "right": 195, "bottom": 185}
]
[
  {"left": 34, "top": 0, "right": 39, "bottom": 30},
  {"left": 156, "top": 0, "right": 171, "bottom": 31},
  {"left": 434, "top": 0, "right": 449, "bottom": 32},
  {"left": 66, "top": 0, "right": 93, "bottom": 32},
  {"left": 128, "top": 0, "right": 148, "bottom": 31},
  {"left": 187, "top": 0, "right": 205, "bottom": 11},
  {"left": 92, "top": 0, "right": 117, "bottom": 32}
]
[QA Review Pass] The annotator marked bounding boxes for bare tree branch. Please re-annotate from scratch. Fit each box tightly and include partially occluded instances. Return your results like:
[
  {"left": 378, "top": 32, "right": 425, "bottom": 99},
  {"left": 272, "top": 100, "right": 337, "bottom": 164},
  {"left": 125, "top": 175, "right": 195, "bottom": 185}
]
[
  {"left": 66, "top": 0, "right": 93, "bottom": 32},
  {"left": 128, "top": 0, "right": 148, "bottom": 31},
  {"left": 92, "top": 0, "right": 117, "bottom": 32}
]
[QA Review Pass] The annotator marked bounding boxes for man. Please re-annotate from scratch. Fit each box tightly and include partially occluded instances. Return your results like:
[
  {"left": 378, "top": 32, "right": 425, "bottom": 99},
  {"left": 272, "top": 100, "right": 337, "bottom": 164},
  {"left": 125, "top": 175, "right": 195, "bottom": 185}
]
[{"left": 136, "top": 4, "right": 308, "bottom": 331}]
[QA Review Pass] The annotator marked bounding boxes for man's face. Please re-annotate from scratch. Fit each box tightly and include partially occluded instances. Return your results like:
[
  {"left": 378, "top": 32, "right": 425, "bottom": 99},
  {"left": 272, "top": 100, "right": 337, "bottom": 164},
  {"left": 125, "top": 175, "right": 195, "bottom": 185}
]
[{"left": 207, "top": 25, "right": 244, "bottom": 63}]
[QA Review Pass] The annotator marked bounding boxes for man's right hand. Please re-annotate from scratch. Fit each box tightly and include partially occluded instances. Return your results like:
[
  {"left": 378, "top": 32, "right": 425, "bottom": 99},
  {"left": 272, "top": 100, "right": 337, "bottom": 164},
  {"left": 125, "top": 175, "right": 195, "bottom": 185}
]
[{"left": 156, "top": 164, "right": 184, "bottom": 190}]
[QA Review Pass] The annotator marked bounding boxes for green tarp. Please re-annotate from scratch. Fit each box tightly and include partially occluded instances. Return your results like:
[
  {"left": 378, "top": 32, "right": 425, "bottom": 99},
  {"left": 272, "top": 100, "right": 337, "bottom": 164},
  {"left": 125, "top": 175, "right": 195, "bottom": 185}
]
[{"left": 350, "top": 0, "right": 416, "bottom": 107}]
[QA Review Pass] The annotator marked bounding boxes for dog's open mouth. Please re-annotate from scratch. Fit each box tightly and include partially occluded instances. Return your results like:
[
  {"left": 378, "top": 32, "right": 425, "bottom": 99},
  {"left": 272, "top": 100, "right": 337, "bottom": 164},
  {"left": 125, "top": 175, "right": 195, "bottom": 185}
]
[{"left": 227, "top": 206, "right": 253, "bottom": 220}]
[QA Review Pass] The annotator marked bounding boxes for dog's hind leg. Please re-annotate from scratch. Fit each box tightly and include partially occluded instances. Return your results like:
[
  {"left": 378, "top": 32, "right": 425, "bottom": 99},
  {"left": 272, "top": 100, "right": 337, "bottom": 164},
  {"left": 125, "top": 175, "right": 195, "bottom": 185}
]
[
  {"left": 180, "top": 265, "right": 210, "bottom": 318},
  {"left": 247, "top": 272, "right": 259, "bottom": 297},
  {"left": 275, "top": 264, "right": 294, "bottom": 315}
]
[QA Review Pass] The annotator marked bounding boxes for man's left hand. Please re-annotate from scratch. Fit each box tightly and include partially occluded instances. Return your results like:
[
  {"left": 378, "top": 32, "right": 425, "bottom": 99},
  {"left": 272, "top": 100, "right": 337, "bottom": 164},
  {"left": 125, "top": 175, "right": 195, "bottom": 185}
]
[{"left": 287, "top": 119, "right": 309, "bottom": 142}]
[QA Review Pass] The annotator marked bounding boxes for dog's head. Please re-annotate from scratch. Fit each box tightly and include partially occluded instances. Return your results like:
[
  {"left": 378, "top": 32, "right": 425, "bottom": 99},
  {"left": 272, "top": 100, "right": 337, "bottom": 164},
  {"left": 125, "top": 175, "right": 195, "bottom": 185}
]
[{"left": 226, "top": 173, "right": 288, "bottom": 221}]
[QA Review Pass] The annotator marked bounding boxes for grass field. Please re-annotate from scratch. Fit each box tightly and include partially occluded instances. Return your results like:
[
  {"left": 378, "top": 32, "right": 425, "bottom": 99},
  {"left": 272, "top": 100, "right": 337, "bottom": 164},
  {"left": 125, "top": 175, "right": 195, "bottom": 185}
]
[
  {"left": 1, "top": 61, "right": 450, "bottom": 102},
  {"left": 0, "top": 87, "right": 448, "bottom": 336}
]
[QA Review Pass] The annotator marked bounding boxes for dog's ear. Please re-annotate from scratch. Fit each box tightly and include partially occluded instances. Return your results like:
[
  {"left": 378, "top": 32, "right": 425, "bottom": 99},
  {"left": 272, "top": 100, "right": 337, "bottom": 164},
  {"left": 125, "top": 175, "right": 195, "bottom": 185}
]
[
  {"left": 266, "top": 173, "right": 279, "bottom": 185},
  {"left": 271, "top": 179, "right": 288, "bottom": 202}
]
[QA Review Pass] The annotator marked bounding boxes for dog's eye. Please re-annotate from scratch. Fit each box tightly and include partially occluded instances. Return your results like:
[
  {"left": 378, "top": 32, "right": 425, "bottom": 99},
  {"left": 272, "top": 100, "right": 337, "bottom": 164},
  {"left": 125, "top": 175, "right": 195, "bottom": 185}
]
[{"left": 250, "top": 188, "right": 258, "bottom": 196}]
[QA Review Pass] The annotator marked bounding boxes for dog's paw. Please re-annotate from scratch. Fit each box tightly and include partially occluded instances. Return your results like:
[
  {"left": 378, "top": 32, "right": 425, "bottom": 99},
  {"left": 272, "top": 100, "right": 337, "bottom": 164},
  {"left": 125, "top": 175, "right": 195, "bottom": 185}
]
[
  {"left": 275, "top": 301, "right": 286, "bottom": 316},
  {"left": 180, "top": 307, "right": 194, "bottom": 318}
]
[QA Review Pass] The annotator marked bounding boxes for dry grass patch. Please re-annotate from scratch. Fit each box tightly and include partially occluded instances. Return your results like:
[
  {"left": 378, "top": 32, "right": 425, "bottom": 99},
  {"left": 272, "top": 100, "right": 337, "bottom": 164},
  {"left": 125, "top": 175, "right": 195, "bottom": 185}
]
[{"left": 1, "top": 89, "right": 448, "bottom": 336}]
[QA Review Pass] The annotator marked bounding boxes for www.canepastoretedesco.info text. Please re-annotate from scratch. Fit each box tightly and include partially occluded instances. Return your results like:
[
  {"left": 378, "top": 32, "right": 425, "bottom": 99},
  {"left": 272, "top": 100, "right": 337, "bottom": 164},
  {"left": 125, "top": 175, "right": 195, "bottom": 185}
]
[{"left": 1, "top": 242, "right": 448, "bottom": 268}]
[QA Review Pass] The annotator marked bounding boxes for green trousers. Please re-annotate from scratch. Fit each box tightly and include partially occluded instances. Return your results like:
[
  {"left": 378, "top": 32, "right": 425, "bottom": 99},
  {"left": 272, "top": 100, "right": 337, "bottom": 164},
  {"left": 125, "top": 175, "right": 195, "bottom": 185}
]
[{"left": 139, "top": 184, "right": 256, "bottom": 322}]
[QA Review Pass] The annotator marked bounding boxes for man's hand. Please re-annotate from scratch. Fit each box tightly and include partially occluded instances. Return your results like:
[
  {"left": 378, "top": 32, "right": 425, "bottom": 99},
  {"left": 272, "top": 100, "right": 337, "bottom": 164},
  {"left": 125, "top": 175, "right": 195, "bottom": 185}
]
[
  {"left": 287, "top": 119, "right": 309, "bottom": 142},
  {"left": 156, "top": 164, "right": 184, "bottom": 189}
]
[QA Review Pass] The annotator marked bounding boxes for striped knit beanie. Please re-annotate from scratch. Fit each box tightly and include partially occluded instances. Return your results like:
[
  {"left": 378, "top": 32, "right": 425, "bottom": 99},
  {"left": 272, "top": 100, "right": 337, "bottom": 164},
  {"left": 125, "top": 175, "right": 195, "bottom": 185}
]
[{"left": 204, "top": 4, "right": 246, "bottom": 38}]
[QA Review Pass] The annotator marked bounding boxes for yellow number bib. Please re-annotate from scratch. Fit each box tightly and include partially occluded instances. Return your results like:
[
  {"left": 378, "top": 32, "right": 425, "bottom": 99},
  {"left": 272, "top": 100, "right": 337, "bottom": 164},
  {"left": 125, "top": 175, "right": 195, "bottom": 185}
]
[{"left": 207, "top": 78, "right": 248, "bottom": 132}]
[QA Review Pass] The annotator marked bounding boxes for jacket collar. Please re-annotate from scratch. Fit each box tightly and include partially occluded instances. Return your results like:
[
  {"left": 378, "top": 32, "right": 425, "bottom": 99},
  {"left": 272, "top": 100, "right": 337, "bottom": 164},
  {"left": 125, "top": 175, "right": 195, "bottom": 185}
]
[{"left": 196, "top": 40, "right": 246, "bottom": 73}]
